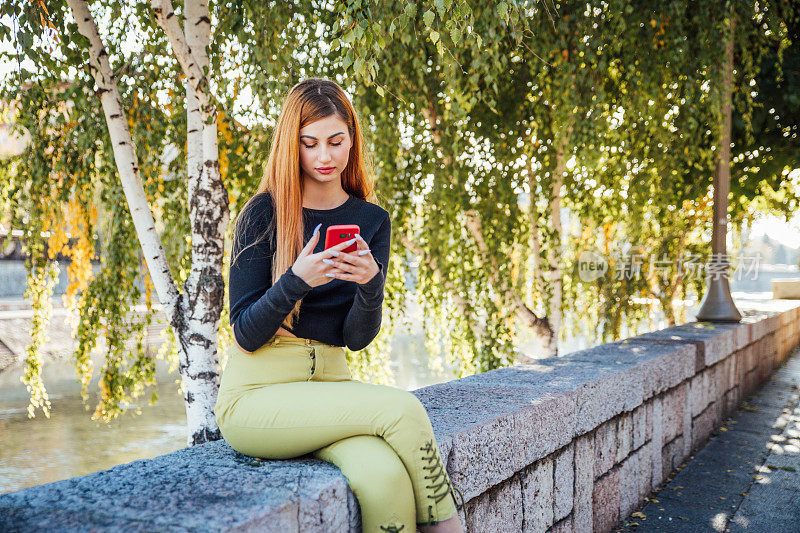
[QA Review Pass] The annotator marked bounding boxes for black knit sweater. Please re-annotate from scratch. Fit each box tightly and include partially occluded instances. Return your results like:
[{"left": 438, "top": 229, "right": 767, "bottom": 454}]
[{"left": 229, "top": 191, "right": 391, "bottom": 352}]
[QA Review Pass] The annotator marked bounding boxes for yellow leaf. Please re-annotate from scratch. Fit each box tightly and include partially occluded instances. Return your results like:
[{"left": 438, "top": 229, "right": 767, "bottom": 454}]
[{"left": 631, "top": 511, "right": 646, "bottom": 519}]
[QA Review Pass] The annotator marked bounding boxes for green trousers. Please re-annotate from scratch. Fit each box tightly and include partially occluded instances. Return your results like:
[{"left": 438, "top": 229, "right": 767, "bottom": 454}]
[{"left": 213, "top": 335, "right": 460, "bottom": 531}]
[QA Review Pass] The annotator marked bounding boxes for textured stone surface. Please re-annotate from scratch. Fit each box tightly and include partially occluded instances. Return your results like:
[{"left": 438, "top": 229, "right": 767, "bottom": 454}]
[
  {"left": 632, "top": 404, "right": 647, "bottom": 451},
  {"left": 465, "top": 476, "right": 523, "bottom": 533},
  {"left": 415, "top": 374, "right": 576, "bottom": 500},
  {"left": 616, "top": 412, "right": 633, "bottom": 463},
  {"left": 649, "top": 397, "right": 664, "bottom": 489},
  {"left": 661, "top": 384, "right": 685, "bottom": 445},
  {"left": 688, "top": 370, "right": 709, "bottom": 417},
  {"left": 547, "top": 514, "right": 574, "bottom": 533},
  {"left": 592, "top": 468, "right": 620, "bottom": 533},
  {"left": 661, "top": 435, "right": 686, "bottom": 481},
  {"left": 617, "top": 450, "right": 640, "bottom": 519},
  {"left": 0, "top": 440, "right": 357, "bottom": 533},
  {"left": 709, "top": 321, "right": 751, "bottom": 351},
  {"left": 616, "top": 347, "right": 800, "bottom": 533},
  {"left": 1, "top": 302, "right": 797, "bottom": 533},
  {"left": 594, "top": 418, "right": 617, "bottom": 479},
  {"left": 552, "top": 443, "right": 574, "bottom": 522},
  {"left": 559, "top": 340, "right": 695, "bottom": 402},
  {"left": 632, "top": 322, "right": 735, "bottom": 370},
  {"left": 573, "top": 433, "right": 595, "bottom": 532},
  {"left": 692, "top": 401, "right": 718, "bottom": 452},
  {"left": 521, "top": 458, "right": 554, "bottom": 533}
]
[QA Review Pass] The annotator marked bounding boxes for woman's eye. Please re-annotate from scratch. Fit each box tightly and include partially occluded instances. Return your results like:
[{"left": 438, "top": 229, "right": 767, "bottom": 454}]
[{"left": 303, "top": 141, "right": 343, "bottom": 148}]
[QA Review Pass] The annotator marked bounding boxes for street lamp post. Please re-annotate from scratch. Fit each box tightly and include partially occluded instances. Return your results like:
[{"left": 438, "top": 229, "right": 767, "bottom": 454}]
[{"left": 695, "top": 14, "right": 741, "bottom": 323}]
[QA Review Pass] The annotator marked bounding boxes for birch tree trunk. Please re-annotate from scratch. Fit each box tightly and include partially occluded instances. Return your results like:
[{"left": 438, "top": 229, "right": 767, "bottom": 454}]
[{"left": 67, "top": 0, "right": 229, "bottom": 445}]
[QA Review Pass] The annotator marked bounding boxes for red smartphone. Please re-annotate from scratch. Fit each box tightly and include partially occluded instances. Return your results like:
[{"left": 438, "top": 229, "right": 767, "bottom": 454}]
[{"left": 324, "top": 224, "right": 360, "bottom": 253}]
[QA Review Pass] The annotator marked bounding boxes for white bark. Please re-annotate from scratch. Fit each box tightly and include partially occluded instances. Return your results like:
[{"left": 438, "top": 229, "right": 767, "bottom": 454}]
[
  {"left": 66, "top": 0, "right": 181, "bottom": 325},
  {"left": 152, "top": 0, "right": 229, "bottom": 445},
  {"left": 68, "top": 0, "right": 229, "bottom": 445}
]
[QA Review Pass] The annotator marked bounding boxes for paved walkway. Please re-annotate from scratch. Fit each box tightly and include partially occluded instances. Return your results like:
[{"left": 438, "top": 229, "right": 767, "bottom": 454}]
[{"left": 616, "top": 348, "right": 800, "bottom": 532}]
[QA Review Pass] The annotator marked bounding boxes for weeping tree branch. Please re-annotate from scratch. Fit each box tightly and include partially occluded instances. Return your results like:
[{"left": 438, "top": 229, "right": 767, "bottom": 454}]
[
  {"left": 399, "top": 234, "right": 487, "bottom": 343},
  {"left": 66, "top": 0, "right": 181, "bottom": 324},
  {"left": 464, "top": 209, "right": 551, "bottom": 362}
]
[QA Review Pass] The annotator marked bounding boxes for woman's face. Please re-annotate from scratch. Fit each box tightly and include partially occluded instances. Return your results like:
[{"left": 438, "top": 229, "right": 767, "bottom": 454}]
[{"left": 298, "top": 114, "right": 353, "bottom": 186}]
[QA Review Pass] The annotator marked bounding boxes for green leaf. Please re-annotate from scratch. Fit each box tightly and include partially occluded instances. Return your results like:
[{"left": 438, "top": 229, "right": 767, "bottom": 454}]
[
  {"left": 497, "top": 2, "right": 508, "bottom": 19},
  {"left": 423, "top": 10, "right": 435, "bottom": 28}
]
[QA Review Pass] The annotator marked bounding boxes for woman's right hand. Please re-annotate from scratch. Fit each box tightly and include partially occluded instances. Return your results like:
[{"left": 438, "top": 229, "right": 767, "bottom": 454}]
[{"left": 291, "top": 224, "right": 358, "bottom": 288}]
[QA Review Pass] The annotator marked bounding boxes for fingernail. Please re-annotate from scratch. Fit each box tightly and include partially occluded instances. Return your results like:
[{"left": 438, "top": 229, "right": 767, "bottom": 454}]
[
  {"left": 355, "top": 233, "right": 364, "bottom": 241},
  {"left": 347, "top": 237, "right": 357, "bottom": 244},
  {"left": 325, "top": 273, "right": 335, "bottom": 277},
  {"left": 313, "top": 223, "right": 322, "bottom": 235},
  {"left": 322, "top": 258, "right": 335, "bottom": 265},
  {"left": 330, "top": 251, "right": 340, "bottom": 257},
  {"left": 357, "top": 249, "right": 371, "bottom": 256}
]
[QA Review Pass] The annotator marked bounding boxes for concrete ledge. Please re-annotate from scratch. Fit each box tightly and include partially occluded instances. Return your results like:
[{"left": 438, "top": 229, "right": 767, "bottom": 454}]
[
  {"left": 2, "top": 300, "right": 800, "bottom": 532},
  {"left": 772, "top": 278, "right": 800, "bottom": 299}
]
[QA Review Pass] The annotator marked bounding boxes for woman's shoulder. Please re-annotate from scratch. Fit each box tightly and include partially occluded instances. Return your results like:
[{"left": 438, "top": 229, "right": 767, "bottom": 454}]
[{"left": 235, "top": 192, "right": 276, "bottom": 237}]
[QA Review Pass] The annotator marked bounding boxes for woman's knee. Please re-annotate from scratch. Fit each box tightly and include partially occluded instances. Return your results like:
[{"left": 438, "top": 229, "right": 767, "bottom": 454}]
[
  {"left": 394, "top": 390, "right": 431, "bottom": 423},
  {"left": 318, "top": 436, "right": 413, "bottom": 500}
]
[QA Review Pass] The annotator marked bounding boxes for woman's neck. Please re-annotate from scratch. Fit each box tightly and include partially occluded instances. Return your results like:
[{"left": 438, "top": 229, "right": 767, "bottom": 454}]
[{"left": 302, "top": 179, "right": 349, "bottom": 210}]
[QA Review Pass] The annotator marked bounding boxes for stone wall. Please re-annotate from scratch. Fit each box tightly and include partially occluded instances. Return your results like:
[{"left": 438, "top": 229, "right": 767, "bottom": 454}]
[{"left": 1, "top": 301, "right": 799, "bottom": 532}]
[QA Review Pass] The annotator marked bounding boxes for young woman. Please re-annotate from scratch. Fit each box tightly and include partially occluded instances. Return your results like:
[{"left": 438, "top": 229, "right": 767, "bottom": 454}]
[{"left": 214, "top": 78, "right": 465, "bottom": 533}]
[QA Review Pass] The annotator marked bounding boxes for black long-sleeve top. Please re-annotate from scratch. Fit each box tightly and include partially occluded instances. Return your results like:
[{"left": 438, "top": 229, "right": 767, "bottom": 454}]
[{"left": 229, "top": 191, "right": 391, "bottom": 352}]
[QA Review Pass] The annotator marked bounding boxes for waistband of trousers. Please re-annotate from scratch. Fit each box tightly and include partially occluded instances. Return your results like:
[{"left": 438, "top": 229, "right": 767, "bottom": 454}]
[{"left": 265, "top": 336, "right": 339, "bottom": 348}]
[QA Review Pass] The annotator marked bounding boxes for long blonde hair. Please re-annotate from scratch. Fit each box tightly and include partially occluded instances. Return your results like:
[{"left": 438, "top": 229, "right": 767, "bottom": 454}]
[{"left": 231, "top": 78, "right": 377, "bottom": 331}]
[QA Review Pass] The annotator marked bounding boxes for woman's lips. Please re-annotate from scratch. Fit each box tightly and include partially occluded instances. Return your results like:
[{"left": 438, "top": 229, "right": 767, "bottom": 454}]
[{"left": 317, "top": 167, "right": 335, "bottom": 174}]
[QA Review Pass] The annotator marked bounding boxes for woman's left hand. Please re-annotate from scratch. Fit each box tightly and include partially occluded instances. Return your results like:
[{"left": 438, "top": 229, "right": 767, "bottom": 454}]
[{"left": 323, "top": 233, "right": 379, "bottom": 285}]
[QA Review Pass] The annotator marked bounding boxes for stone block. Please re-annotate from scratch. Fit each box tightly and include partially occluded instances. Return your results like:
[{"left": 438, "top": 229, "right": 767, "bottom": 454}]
[
  {"left": 650, "top": 397, "right": 664, "bottom": 488},
  {"left": 553, "top": 444, "right": 574, "bottom": 522},
  {"left": 631, "top": 322, "right": 735, "bottom": 370},
  {"left": 0, "top": 441, "right": 356, "bottom": 533},
  {"left": 592, "top": 468, "right": 620, "bottom": 533},
  {"left": 661, "top": 384, "right": 685, "bottom": 445},
  {"left": 723, "top": 386, "right": 739, "bottom": 418},
  {"left": 632, "top": 404, "right": 647, "bottom": 450},
  {"left": 616, "top": 412, "right": 633, "bottom": 463},
  {"left": 746, "top": 341, "right": 759, "bottom": 372},
  {"left": 682, "top": 382, "right": 693, "bottom": 459},
  {"left": 634, "top": 446, "right": 652, "bottom": 505},
  {"left": 573, "top": 433, "right": 594, "bottom": 532},
  {"left": 661, "top": 434, "right": 686, "bottom": 481},
  {"left": 415, "top": 372, "right": 577, "bottom": 500},
  {"left": 547, "top": 515, "right": 574, "bottom": 533},
  {"left": 744, "top": 368, "right": 759, "bottom": 397},
  {"left": 521, "top": 458, "right": 554, "bottom": 533},
  {"left": 688, "top": 371, "right": 708, "bottom": 417},
  {"left": 594, "top": 418, "right": 617, "bottom": 479},
  {"left": 691, "top": 401, "right": 717, "bottom": 452},
  {"left": 465, "top": 476, "right": 523, "bottom": 533},
  {"left": 617, "top": 450, "right": 641, "bottom": 519},
  {"left": 707, "top": 321, "right": 750, "bottom": 350},
  {"left": 571, "top": 339, "right": 696, "bottom": 402}
]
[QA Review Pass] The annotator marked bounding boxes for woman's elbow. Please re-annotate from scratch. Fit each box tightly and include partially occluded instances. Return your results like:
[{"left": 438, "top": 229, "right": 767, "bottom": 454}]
[
  {"left": 232, "top": 322, "right": 255, "bottom": 354},
  {"left": 345, "top": 327, "right": 381, "bottom": 351}
]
